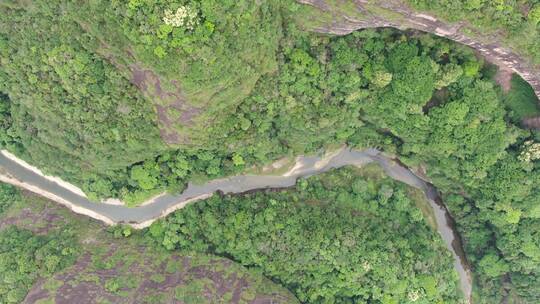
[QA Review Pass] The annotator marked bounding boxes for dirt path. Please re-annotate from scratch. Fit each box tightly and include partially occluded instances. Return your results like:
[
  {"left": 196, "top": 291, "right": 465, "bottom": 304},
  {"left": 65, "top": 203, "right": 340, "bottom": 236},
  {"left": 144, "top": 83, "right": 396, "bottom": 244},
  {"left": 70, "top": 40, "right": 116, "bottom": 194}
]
[{"left": 297, "top": 0, "right": 540, "bottom": 100}]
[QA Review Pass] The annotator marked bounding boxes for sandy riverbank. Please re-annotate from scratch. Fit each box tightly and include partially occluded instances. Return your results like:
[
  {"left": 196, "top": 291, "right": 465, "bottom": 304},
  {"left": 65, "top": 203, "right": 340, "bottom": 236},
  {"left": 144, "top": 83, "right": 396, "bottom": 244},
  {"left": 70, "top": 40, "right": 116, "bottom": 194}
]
[
  {"left": 1, "top": 150, "right": 88, "bottom": 197},
  {"left": 0, "top": 170, "right": 115, "bottom": 225}
]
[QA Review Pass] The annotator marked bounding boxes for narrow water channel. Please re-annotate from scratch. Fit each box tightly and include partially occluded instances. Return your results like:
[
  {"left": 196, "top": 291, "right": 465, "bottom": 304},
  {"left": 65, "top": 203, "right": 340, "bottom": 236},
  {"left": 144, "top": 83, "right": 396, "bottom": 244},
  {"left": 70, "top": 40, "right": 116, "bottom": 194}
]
[{"left": 0, "top": 147, "right": 472, "bottom": 302}]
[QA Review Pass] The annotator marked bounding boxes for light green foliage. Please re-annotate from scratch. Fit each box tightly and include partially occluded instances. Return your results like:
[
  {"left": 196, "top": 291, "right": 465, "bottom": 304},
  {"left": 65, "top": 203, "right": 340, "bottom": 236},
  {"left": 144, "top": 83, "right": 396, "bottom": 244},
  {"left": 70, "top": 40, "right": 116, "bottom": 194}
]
[
  {"left": 232, "top": 153, "right": 245, "bottom": 166},
  {"left": 519, "top": 140, "right": 540, "bottom": 163},
  {"left": 528, "top": 4, "right": 540, "bottom": 25},
  {"left": 463, "top": 60, "right": 481, "bottom": 77},
  {"left": 0, "top": 226, "right": 78, "bottom": 303},
  {"left": 162, "top": 6, "right": 199, "bottom": 29},
  {"left": 407, "top": 0, "right": 540, "bottom": 64},
  {"left": 478, "top": 253, "right": 510, "bottom": 278},
  {"left": 372, "top": 70, "right": 393, "bottom": 88},
  {"left": 130, "top": 164, "right": 159, "bottom": 190},
  {"left": 150, "top": 167, "right": 462, "bottom": 303},
  {"left": 104, "top": 279, "right": 121, "bottom": 293},
  {"left": 0, "top": 183, "right": 19, "bottom": 215},
  {"left": 435, "top": 63, "right": 463, "bottom": 89}
]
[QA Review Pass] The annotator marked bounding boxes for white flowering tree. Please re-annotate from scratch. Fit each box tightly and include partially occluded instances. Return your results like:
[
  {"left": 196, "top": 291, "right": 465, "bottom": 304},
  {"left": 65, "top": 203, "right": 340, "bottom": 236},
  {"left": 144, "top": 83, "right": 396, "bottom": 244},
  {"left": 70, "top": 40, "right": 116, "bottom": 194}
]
[
  {"left": 518, "top": 140, "right": 540, "bottom": 163},
  {"left": 163, "top": 6, "right": 198, "bottom": 30}
]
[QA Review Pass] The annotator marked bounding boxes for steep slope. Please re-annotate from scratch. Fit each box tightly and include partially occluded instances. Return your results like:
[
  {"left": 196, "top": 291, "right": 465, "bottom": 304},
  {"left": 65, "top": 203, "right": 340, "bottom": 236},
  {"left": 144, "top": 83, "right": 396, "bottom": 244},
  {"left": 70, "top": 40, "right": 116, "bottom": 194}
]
[
  {"left": 0, "top": 185, "right": 299, "bottom": 304},
  {"left": 295, "top": 0, "right": 540, "bottom": 99}
]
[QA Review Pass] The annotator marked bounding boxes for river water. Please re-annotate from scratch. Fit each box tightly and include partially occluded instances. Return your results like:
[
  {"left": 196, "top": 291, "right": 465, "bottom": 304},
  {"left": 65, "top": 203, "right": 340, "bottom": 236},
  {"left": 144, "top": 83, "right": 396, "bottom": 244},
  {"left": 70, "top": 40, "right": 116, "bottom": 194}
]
[{"left": 0, "top": 147, "right": 472, "bottom": 301}]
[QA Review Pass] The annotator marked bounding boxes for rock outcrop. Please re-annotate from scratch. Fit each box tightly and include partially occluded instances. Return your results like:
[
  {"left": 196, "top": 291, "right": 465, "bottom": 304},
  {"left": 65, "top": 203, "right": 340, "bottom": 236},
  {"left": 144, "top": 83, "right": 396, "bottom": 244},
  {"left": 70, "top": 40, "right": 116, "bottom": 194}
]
[{"left": 297, "top": 0, "right": 540, "bottom": 101}]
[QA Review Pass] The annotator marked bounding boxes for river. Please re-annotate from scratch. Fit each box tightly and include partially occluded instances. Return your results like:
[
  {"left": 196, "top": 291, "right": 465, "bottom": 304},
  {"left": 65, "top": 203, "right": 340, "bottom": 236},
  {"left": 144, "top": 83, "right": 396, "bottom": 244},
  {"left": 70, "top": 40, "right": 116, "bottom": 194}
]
[{"left": 0, "top": 147, "right": 472, "bottom": 302}]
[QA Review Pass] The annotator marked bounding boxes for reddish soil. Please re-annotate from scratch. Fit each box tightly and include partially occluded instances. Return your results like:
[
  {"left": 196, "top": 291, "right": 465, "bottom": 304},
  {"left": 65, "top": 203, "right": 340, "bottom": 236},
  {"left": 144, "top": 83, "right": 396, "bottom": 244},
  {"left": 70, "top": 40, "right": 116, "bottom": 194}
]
[
  {"left": 24, "top": 246, "right": 297, "bottom": 304},
  {"left": 522, "top": 116, "right": 540, "bottom": 129},
  {"left": 0, "top": 205, "right": 65, "bottom": 235},
  {"left": 298, "top": 0, "right": 540, "bottom": 101},
  {"left": 130, "top": 65, "right": 202, "bottom": 145},
  {"left": 495, "top": 67, "right": 513, "bottom": 93}
]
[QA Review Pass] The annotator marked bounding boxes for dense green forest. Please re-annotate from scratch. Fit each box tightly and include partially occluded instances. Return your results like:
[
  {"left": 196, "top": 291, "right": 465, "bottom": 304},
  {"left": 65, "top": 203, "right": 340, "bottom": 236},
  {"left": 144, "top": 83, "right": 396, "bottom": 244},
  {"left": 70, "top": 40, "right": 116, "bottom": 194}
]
[
  {"left": 0, "top": 183, "right": 78, "bottom": 303},
  {"left": 0, "top": 226, "right": 78, "bottom": 303},
  {"left": 149, "top": 166, "right": 461, "bottom": 303},
  {"left": 407, "top": 0, "right": 540, "bottom": 64},
  {"left": 0, "top": 184, "right": 298, "bottom": 303},
  {"left": 1, "top": 0, "right": 540, "bottom": 303}
]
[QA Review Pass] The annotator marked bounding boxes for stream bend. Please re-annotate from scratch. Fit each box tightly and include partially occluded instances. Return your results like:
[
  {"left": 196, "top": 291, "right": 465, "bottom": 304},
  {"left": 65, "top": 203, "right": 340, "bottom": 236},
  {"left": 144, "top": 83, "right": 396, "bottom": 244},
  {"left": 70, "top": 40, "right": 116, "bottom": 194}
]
[{"left": 0, "top": 147, "right": 472, "bottom": 301}]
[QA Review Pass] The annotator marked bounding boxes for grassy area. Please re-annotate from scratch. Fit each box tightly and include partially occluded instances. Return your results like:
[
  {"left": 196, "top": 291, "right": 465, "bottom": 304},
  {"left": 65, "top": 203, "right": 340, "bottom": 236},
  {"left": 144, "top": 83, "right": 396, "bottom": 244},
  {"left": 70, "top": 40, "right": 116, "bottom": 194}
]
[{"left": 294, "top": 0, "right": 368, "bottom": 31}]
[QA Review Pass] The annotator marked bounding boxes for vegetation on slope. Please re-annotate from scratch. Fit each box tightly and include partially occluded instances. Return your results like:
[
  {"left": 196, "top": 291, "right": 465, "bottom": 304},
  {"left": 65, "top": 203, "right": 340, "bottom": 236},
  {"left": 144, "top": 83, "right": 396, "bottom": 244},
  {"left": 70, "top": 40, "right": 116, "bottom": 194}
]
[
  {"left": 149, "top": 166, "right": 462, "bottom": 304},
  {"left": 0, "top": 2, "right": 166, "bottom": 196},
  {"left": 0, "top": 183, "right": 19, "bottom": 214},
  {"left": 0, "top": 1, "right": 540, "bottom": 303},
  {"left": 0, "top": 226, "right": 78, "bottom": 303},
  {"left": 0, "top": 185, "right": 299, "bottom": 304},
  {"left": 0, "top": 184, "right": 78, "bottom": 303},
  {"left": 407, "top": 0, "right": 540, "bottom": 64},
  {"left": 504, "top": 74, "right": 540, "bottom": 124},
  {"left": 67, "top": 0, "right": 284, "bottom": 145}
]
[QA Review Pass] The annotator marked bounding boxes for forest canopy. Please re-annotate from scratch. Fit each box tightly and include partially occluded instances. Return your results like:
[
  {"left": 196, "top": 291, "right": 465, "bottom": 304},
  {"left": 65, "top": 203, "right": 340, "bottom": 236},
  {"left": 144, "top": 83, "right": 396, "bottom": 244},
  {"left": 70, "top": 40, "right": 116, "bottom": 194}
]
[
  {"left": 407, "top": 0, "right": 540, "bottom": 64},
  {"left": 0, "top": 0, "right": 540, "bottom": 303},
  {"left": 148, "top": 166, "right": 462, "bottom": 303},
  {"left": 0, "top": 185, "right": 298, "bottom": 303}
]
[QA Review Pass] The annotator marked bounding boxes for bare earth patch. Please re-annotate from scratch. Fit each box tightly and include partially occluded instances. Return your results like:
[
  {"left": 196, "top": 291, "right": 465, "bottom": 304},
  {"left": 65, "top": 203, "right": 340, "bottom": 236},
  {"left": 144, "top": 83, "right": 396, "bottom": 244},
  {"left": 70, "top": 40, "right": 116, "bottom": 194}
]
[
  {"left": 494, "top": 67, "right": 513, "bottom": 93},
  {"left": 3, "top": 193, "right": 298, "bottom": 304},
  {"left": 130, "top": 65, "right": 202, "bottom": 145},
  {"left": 24, "top": 249, "right": 298, "bottom": 304}
]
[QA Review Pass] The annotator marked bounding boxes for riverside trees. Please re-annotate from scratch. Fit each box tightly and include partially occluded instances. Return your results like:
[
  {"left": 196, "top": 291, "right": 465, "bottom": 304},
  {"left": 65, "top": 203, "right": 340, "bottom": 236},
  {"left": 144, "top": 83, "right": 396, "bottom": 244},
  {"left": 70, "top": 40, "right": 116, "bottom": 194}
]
[
  {"left": 0, "top": 226, "right": 78, "bottom": 303},
  {"left": 148, "top": 167, "right": 462, "bottom": 303},
  {"left": 1, "top": 1, "right": 540, "bottom": 302}
]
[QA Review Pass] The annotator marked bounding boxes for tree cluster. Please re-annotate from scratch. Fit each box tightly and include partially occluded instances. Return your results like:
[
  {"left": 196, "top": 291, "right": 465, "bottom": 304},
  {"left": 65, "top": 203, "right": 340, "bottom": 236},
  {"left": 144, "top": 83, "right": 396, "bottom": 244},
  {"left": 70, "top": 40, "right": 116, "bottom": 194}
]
[
  {"left": 149, "top": 167, "right": 462, "bottom": 303},
  {"left": 1, "top": 1, "right": 540, "bottom": 302},
  {"left": 0, "top": 226, "right": 78, "bottom": 303}
]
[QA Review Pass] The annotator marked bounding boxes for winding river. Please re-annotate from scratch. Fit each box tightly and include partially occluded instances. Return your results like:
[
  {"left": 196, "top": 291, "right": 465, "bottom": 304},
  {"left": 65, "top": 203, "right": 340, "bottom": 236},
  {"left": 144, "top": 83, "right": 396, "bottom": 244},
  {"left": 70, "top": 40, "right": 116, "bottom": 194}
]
[{"left": 0, "top": 147, "right": 472, "bottom": 302}]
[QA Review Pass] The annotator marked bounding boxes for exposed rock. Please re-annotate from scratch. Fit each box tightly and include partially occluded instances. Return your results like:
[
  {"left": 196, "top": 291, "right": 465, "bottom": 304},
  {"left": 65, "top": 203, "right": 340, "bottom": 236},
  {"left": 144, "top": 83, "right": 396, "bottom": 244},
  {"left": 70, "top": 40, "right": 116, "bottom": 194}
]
[
  {"left": 522, "top": 116, "right": 540, "bottom": 129},
  {"left": 297, "top": 0, "right": 540, "bottom": 101},
  {"left": 129, "top": 65, "right": 200, "bottom": 145}
]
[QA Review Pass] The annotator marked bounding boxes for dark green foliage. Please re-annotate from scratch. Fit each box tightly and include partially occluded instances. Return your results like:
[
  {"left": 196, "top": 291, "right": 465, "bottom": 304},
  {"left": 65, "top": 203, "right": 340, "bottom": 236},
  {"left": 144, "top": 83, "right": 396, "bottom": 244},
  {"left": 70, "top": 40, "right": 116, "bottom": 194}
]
[
  {"left": 150, "top": 167, "right": 462, "bottom": 303},
  {"left": 0, "top": 226, "right": 78, "bottom": 303},
  {"left": 0, "top": 183, "right": 19, "bottom": 215},
  {"left": 1, "top": 1, "right": 539, "bottom": 302},
  {"left": 0, "top": 94, "right": 18, "bottom": 149},
  {"left": 407, "top": 0, "right": 540, "bottom": 64},
  {"left": 504, "top": 74, "right": 540, "bottom": 124}
]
